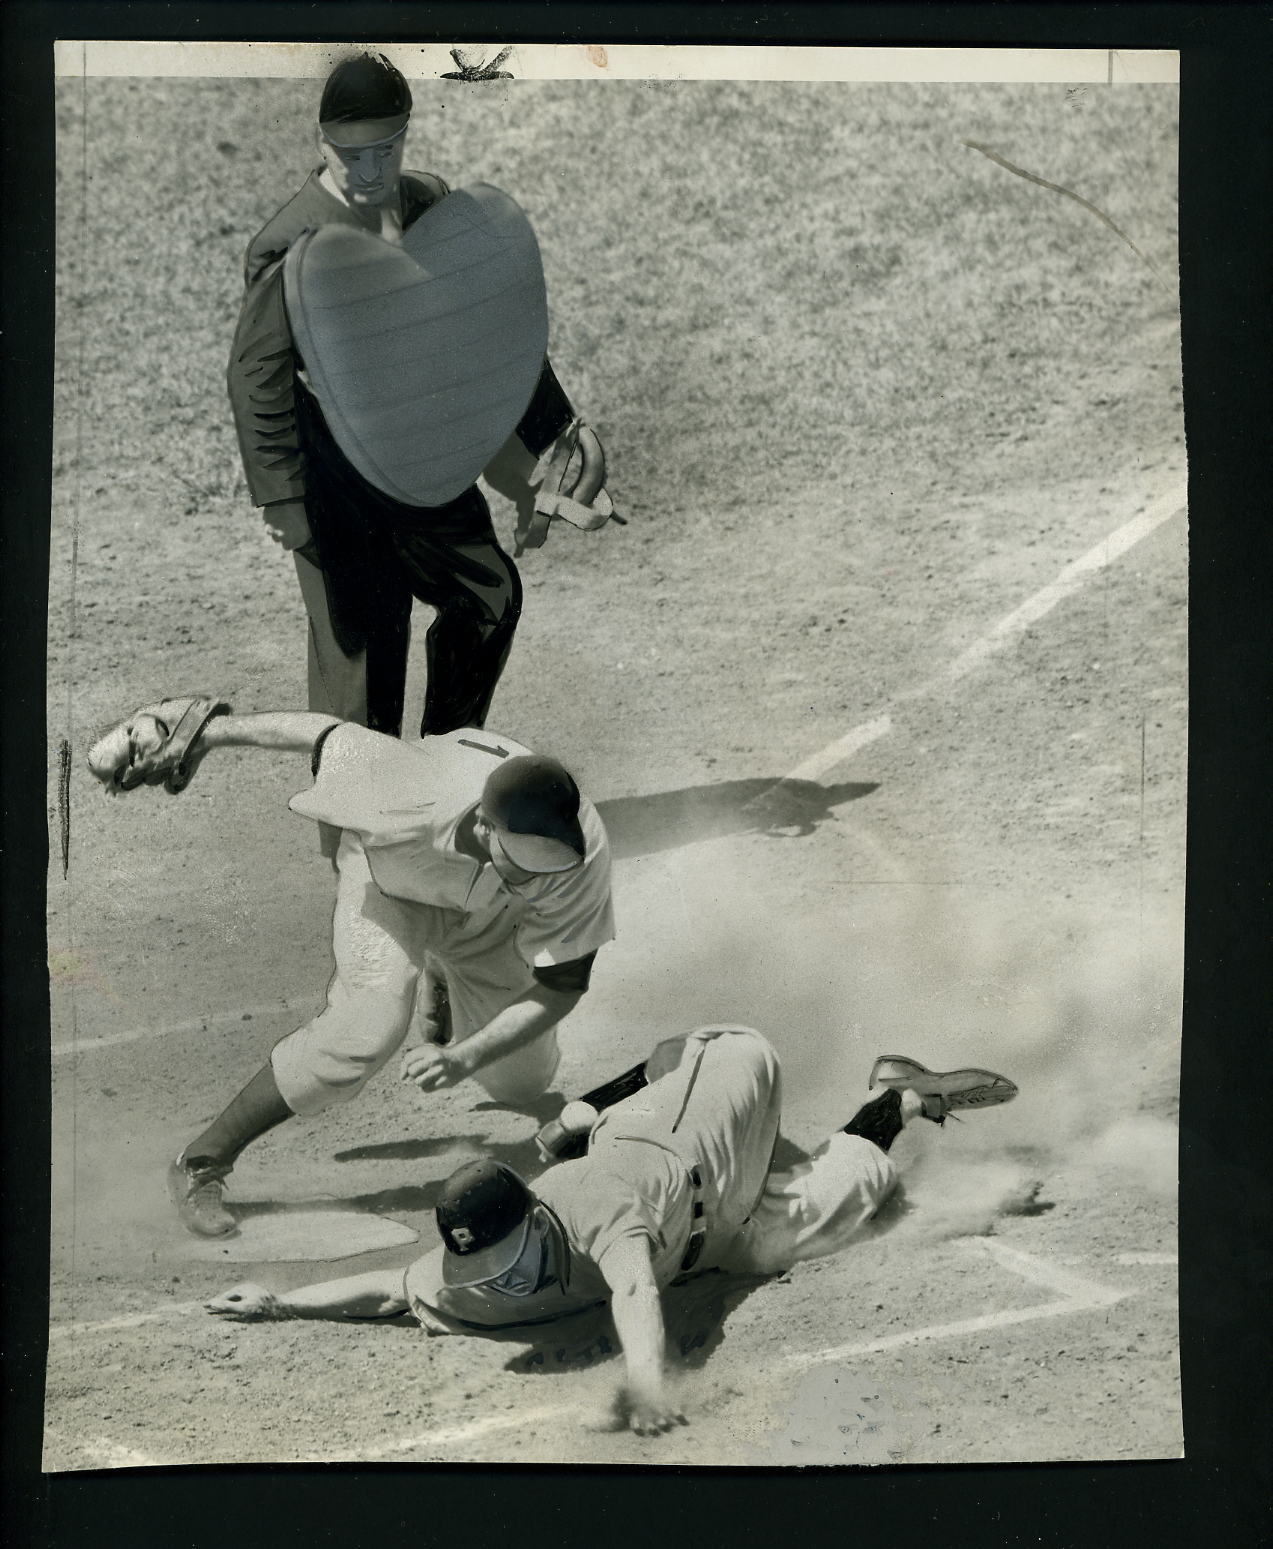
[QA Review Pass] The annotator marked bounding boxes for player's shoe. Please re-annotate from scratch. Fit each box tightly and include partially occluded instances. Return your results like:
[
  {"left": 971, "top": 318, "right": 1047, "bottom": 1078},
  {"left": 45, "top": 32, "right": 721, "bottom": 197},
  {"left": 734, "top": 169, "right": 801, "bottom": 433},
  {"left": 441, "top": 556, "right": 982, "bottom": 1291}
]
[
  {"left": 868, "top": 1055, "right": 1018, "bottom": 1124},
  {"left": 168, "top": 1152, "right": 237, "bottom": 1237}
]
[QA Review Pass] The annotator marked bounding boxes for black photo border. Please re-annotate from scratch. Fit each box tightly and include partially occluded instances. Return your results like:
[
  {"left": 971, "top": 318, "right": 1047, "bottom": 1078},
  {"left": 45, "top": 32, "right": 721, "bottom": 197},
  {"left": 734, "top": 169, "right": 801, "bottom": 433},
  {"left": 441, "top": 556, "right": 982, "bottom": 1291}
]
[{"left": 3, "top": 4, "right": 1269, "bottom": 1546}]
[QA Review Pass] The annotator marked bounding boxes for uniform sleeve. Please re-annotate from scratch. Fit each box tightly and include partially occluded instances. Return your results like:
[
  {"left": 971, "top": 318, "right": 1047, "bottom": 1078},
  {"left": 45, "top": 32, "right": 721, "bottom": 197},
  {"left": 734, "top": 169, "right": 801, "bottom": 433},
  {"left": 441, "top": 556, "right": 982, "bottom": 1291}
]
[
  {"left": 532, "top": 951, "right": 598, "bottom": 994},
  {"left": 514, "top": 358, "right": 576, "bottom": 457},
  {"left": 226, "top": 255, "right": 306, "bottom": 508},
  {"left": 288, "top": 722, "right": 439, "bottom": 842},
  {"left": 515, "top": 818, "right": 615, "bottom": 969},
  {"left": 556, "top": 1165, "right": 662, "bottom": 1269}
]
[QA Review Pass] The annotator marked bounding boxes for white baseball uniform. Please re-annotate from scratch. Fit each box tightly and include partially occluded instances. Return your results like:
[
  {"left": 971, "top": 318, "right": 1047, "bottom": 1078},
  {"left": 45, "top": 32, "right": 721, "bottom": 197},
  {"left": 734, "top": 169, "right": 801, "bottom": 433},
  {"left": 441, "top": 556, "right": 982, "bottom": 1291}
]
[
  {"left": 270, "top": 724, "right": 615, "bottom": 1115},
  {"left": 403, "top": 1027, "right": 898, "bottom": 1334}
]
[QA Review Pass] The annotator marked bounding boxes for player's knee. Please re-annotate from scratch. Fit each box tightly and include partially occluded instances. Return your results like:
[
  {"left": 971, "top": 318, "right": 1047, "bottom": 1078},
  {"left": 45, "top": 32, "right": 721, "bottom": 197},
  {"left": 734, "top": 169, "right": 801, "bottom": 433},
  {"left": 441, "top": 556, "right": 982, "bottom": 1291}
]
[
  {"left": 710, "top": 1027, "right": 780, "bottom": 1103},
  {"left": 692, "top": 1026, "right": 775, "bottom": 1070},
  {"left": 273, "top": 999, "right": 413, "bottom": 1114},
  {"left": 475, "top": 1036, "right": 561, "bottom": 1106},
  {"left": 353, "top": 991, "right": 416, "bottom": 1056},
  {"left": 305, "top": 988, "right": 415, "bottom": 1068}
]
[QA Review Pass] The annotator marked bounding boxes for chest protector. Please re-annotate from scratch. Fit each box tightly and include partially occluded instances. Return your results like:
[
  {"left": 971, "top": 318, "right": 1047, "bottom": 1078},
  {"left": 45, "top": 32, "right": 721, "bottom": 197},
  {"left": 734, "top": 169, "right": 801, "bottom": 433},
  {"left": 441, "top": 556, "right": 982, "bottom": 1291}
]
[{"left": 283, "top": 184, "right": 549, "bottom": 508}]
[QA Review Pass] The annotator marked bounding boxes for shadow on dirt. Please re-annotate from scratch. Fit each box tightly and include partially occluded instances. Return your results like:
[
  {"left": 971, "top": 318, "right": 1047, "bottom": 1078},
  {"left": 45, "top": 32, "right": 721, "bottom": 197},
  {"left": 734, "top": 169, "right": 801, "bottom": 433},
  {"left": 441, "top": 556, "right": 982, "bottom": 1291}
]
[
  {"left": 595, "top": 777, "right": 878, "bottom": 858},
  {"left": 331, "top": 1132, "right": 494, "bottom": 1164},
  {"left": 331, "top": 1093, "right": 562, "bottom": 1168},
  {"left": 467, "top": 1092, "right": 564, "bottom": 1126},
  {"left": 242, "top": 1131, "right": 561, "bottom": 1218},
  {"left": 231, "top": 1184, "right": 447, "bottom": 1221},
  {"left": 498, "top": 1268, "right": 776, "bottom": 1378}
]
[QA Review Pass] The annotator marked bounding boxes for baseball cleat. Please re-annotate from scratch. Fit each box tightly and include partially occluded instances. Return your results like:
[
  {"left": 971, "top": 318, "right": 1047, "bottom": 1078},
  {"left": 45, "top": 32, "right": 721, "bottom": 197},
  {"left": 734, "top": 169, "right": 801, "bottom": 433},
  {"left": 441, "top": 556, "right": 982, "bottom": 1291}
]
[
  {"left": 869, "top": 1055, "right": 1018, "bottom": 1124},
  {"left": 168, "top": 1153, "right": 237, "bottom": 1237}
]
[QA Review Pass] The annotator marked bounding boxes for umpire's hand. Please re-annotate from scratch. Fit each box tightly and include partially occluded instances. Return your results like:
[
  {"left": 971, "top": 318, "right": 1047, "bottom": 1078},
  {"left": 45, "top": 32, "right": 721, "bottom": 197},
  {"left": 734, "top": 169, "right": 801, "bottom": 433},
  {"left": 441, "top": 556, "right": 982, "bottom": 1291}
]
[{"left": 263, "top": 497, "right": 313, "bottom": 551}]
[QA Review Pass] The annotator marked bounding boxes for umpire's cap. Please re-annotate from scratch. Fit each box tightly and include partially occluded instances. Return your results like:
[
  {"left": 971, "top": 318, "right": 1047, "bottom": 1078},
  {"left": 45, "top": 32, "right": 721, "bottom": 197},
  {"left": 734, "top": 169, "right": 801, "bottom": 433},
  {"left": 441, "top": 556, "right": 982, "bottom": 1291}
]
[
  {"left": 319, "top": 53, "right": 412, "bottom": 147},
  {"left": 436, "top": 1159, "right": 534, "bottom": 1288},
  {"left": 481, "top": 755, "right": 586, "bottom": 874}
]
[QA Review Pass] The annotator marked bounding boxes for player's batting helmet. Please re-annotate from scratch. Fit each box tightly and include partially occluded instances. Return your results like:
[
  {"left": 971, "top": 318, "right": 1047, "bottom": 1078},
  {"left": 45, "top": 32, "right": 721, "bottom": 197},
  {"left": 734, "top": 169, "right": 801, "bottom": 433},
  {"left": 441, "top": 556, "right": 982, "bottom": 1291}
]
[{"left": 436, "top": 1159, "right": 536, "bottom": 1288}]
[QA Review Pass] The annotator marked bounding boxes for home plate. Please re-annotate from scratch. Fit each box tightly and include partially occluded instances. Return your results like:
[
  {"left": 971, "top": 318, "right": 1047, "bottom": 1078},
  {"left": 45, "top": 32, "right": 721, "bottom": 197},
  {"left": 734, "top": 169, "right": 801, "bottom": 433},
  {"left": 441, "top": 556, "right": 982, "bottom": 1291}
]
[{"left": 183, "top": 1209, "right": 419, "bottom": 1263}]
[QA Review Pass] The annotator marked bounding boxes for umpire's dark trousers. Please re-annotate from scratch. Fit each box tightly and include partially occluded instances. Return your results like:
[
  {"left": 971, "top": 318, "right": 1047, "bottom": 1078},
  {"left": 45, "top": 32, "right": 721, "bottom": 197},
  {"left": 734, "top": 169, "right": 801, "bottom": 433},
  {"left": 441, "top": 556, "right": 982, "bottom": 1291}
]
[{"left": 293, "top": 383, "right": 523, "bottom": 743}]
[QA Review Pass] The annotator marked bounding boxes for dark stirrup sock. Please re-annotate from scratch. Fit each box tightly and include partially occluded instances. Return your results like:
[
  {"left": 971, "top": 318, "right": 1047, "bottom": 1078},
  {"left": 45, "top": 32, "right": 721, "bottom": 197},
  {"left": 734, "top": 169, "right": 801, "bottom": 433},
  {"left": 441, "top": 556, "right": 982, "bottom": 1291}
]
[
  {"left": 843, "top": 1087, "right": 905, "bottom": 1154},
  {"left": 184, "top": 1064, "right": 295, "bottom": 1168},
  {"left": 535, "top": 1061, "right": 652, "bottom": 1163},
  {"left": 579, "top": 1060, "right": 649, "bottom": 1112}
]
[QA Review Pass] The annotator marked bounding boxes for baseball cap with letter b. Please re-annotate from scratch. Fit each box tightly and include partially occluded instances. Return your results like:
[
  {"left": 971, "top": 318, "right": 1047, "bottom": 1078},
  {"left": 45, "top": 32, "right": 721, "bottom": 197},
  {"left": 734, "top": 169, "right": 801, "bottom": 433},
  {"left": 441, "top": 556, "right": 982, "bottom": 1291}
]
[
  {"left": 481, "top": 755, "right": 586, "bottom": 874},
  {"left": 436, "top": 1159, "right": 535, "bottom": 1288}
]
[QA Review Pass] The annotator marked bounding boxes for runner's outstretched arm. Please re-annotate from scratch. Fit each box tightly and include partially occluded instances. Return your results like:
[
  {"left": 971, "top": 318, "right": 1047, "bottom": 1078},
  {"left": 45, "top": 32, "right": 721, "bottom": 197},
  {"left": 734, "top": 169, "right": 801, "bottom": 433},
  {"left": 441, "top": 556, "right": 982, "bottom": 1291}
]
[{"left": 205, "top": 1268, "right": 409, "bottom": 1322}]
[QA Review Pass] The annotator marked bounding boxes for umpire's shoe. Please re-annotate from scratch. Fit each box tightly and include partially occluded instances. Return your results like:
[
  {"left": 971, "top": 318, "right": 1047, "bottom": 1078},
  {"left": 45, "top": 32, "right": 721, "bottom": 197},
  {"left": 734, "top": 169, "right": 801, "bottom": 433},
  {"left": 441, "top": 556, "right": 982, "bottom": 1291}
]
[
  {"left": 869, "top": 1055, "right": 1018, "bottom": 1124},
  {"left": 168, "top": 1152, "right": 237, "bottom": 1237}
]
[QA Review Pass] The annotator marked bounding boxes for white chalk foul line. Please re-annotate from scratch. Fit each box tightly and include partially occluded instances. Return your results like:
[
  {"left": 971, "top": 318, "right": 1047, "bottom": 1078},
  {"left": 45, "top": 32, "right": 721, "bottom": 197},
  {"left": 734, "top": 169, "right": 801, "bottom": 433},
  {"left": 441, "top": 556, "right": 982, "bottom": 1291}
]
[
  {"left": 45, "top": 1240, "right": 1132, "bottom": 1463},
  {"left": 44, "top": 1430, "right": 159, "bottom": 1471},
  {"left": 938, "top": 486, "right": 1186, "bottom": 688},
  {"left": 784, "top": 1238, "right": 1126, "bottom": 1374},
  {"left": 344, "top": 1239, "right": 1130, "bottom": 1460},
  {"left": 783, "top": 482, "right": 1185, "bottom": 785},
  {"left": 51, "top": 995, "right": 319, "bottom": 1061},
  {"left": 786, "top": 714, "right": 894, "bottom": 786},
  {"left": 360, "top": 1405, "right": 565, "bottom": 1460},
  {"left": 975, "top": 1237, "right": 1127, "bottom": 1302},
  {"left": 48, "top": 1300, "right": 209, "bottom": 1339}
]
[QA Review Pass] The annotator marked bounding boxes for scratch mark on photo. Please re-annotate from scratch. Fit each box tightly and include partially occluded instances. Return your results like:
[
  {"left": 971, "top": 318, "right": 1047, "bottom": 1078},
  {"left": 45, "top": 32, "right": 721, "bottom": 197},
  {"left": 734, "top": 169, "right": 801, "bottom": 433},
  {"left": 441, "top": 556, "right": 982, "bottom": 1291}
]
[
  {"left": 963, "top": 139, "right": 1171, "bottom": 293},
  {"left": 58, "top": 739, "right": 73, "bottom": 877}
]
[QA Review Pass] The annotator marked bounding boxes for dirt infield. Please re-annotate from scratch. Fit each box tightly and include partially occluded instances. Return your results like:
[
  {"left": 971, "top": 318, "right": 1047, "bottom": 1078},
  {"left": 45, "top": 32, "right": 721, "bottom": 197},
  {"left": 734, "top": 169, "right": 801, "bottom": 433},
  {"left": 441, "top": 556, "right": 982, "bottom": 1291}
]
[{"left": 45, "top": 70, "right": 1184, "bottom": 1468}]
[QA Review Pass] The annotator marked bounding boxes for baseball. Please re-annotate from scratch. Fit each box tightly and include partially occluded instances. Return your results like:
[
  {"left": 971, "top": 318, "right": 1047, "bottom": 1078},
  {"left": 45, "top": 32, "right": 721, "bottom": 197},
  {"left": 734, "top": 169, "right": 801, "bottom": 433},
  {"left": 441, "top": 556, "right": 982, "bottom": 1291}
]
[{"left": 558, "top": 1100, "right": 600, "bottom": 1135}]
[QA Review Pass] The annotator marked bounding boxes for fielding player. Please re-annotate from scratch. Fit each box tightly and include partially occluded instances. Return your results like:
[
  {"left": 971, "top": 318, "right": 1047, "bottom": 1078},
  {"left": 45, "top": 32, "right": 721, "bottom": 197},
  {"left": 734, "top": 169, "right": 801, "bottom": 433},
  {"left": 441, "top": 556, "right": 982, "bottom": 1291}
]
[
  {"left": 205, "top": 1032, "right": 1018, "bottom": 1437},
  {"left": 87, "top": 696, "right": 614, "bottom": 1241}
]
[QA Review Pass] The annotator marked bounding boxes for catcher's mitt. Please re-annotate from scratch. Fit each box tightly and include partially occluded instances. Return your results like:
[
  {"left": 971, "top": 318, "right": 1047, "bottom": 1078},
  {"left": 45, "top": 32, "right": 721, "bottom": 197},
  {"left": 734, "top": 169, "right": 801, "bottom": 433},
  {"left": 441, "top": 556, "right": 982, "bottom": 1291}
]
[
  {"left": 87, "top": 695, "right": 231, "bottom": 794},
  {"left": 516, "top": 417, "right": 625, "bottom": 554}
]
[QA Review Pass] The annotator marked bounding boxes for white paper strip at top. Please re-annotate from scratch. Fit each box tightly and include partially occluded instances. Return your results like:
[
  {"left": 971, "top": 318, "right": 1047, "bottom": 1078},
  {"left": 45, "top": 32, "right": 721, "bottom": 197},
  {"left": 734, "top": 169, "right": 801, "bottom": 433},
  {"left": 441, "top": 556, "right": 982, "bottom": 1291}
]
[{"left": 54, "top": 41, "right": 1180, "bottom": 84}]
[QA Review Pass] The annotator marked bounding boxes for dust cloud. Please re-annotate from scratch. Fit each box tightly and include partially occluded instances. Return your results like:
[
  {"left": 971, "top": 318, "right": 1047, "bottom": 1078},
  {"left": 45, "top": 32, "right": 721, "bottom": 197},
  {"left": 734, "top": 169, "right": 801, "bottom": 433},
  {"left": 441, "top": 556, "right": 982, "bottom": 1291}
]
[{"left": 603, "top": 830, "right": 1182, "bottom": 1237}]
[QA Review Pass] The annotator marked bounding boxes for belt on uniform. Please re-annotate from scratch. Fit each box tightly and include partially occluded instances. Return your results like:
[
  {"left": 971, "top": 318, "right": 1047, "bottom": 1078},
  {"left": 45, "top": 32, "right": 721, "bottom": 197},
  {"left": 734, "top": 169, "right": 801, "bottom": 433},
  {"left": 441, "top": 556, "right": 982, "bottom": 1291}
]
[
  {"left": 680, "top": 1165, "right": 707, "bottom": 1273},
  {"left": 587, "top": 1126, "right": 710, "bottom": 1274}
]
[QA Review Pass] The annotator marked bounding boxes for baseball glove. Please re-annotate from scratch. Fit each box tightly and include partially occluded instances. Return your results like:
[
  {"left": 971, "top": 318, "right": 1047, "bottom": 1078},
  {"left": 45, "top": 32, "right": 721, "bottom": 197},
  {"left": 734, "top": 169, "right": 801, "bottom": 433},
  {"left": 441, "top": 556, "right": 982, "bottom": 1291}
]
[
  {"left": 87, "top": 695, "right": 230, "bottom": 794},
  {"left": 516, "top": 417, "right": 625, "bottom": 554}
]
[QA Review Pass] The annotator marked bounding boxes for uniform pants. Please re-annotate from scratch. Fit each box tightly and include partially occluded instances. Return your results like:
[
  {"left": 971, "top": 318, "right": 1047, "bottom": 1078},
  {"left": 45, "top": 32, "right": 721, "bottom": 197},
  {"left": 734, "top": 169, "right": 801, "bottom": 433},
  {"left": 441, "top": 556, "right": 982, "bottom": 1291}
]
[
  {"left": 270, "top": 836, "right": 561, "bottom": 1116},
  {"left": 293, "top": 385, "right": 523, "bottom": 743},
  {"left": 618, "top": 1029, "right": 899, "bottom": 1278},
  {"left": 717, "top": 1133, "right": 898, "bottom": 1276}
]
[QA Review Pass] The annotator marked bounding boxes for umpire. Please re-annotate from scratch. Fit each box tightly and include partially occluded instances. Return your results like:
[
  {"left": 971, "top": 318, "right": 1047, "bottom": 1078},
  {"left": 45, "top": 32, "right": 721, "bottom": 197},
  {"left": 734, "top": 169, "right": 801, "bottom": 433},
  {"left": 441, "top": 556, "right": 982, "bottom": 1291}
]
[{"left": 227, "top": 53, "right": 596, "bottom": 753}]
